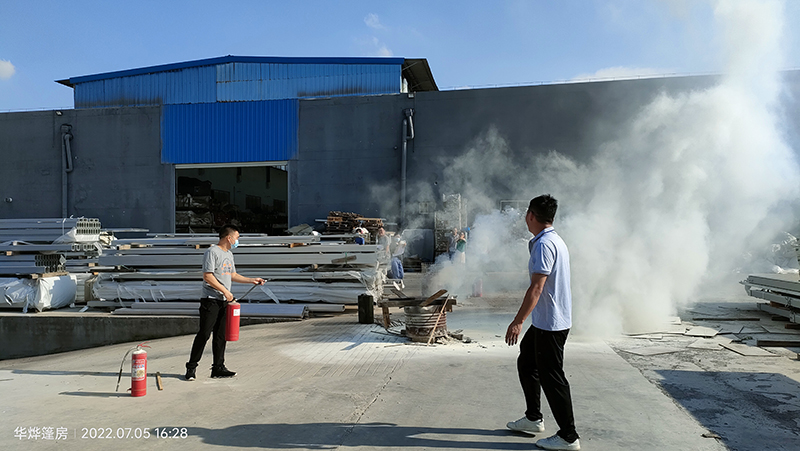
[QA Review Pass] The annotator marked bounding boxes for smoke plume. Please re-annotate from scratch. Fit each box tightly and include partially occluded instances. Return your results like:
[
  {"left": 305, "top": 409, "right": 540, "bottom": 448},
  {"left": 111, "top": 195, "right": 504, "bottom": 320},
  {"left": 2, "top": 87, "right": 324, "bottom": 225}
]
[{"left": 427, "top": 0, "right": 800, "bottom": 337}]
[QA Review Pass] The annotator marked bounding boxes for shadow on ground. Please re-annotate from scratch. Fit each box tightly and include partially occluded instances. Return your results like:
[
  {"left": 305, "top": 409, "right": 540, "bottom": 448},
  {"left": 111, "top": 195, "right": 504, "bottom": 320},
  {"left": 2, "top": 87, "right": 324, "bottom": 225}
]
[
  {"left": 656, "top": 370, "right": 800, "bottom": 451},
  {"left": 180, "top": 423, "right": 534, "bottom": 449}
]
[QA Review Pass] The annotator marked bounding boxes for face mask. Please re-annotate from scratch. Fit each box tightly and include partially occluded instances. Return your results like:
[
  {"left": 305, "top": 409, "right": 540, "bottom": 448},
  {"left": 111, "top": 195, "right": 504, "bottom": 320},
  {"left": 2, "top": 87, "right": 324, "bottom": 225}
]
[{"left": 231, "top": 238, "right": 239, "bottom": 249}]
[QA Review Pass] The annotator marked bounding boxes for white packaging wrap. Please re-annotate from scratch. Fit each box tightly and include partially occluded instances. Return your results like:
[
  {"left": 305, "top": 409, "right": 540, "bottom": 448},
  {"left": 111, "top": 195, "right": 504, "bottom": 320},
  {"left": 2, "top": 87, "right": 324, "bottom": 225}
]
[{"left": 0, "top": 276, "right": 77, "bottom": 312}]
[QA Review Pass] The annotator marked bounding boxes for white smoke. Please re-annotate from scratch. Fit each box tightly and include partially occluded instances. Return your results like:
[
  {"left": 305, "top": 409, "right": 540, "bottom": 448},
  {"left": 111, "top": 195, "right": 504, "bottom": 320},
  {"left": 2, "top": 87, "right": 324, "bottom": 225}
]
[
  {"left": 0, "top": 59, "right": 15, "bottom": 80},
  {"left": 427, "top": 0, "right": 800, "bottom": 337},
  {"left": 571, "top": 66, "right": 668, "bottom": 82}
]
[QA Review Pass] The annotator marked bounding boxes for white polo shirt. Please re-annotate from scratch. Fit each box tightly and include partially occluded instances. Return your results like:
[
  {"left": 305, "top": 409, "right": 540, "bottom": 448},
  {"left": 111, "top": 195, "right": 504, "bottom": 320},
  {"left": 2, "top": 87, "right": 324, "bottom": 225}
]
[{"left": 528, "top": 227, "right": 572, "bottom": 331}]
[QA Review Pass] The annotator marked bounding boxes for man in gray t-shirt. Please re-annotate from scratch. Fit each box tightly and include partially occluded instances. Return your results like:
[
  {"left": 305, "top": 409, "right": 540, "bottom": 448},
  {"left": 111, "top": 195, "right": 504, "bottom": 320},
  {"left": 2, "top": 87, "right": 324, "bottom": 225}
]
[
  {"left": 185, "top": 224, "right": 264, "bottom": 381},
  {"left": 202, "top": 244, "right": 235, "bottom": 299}
]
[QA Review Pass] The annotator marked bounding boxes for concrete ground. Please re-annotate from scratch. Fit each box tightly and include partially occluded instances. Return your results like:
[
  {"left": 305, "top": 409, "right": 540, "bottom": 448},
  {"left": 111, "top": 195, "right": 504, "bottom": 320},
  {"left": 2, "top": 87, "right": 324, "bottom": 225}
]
[{"left": 1, "top": 274, "right": 798, "bottom": 451}]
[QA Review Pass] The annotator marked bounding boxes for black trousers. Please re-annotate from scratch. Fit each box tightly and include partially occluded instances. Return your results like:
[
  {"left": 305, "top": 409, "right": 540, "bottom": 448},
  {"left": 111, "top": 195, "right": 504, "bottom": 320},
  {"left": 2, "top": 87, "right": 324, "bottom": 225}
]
[
  {"left": 187, "top": 298, "right": 228, "bottom": 369},
  {"left": 518, "top": 325, "right": 579, "bottom": 443}
]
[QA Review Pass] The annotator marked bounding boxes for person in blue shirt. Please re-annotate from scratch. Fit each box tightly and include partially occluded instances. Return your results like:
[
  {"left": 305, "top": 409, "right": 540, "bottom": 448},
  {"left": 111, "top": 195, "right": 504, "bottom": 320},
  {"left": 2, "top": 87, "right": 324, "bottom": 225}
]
[{"left": 505, "top": 195, "right": 581, "bottom": 451}]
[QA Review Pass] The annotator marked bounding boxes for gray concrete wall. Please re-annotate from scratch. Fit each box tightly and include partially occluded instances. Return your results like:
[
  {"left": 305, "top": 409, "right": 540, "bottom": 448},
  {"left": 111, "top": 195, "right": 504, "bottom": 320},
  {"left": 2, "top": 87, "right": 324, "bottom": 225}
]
[
  {"left": 293, "top": 94, "right": 414, "bottom": 226},
  {"left": 0, "top": 107, "right": 172, "bottom": 232},
  {"left": 0, "top": 314, "right": 287, "bottom": 360},
  {"left": 294, "top": 75, "right": 723, "bottom": 229}
]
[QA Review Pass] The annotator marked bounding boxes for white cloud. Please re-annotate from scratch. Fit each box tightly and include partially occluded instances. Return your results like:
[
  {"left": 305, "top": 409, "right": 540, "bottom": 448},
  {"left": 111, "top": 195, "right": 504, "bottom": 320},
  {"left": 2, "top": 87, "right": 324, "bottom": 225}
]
[
  {"left": 0, "top": 59, "right": 15, "bottom": 80},
  {"left": 364, "top": 13, "right": 386, "bottom": 30},
  {"left": 571, "top": 66, "right": 668, "bottom": 82},
  {"left": 372, "top": 37, "right": 393, "bottom": 56}
]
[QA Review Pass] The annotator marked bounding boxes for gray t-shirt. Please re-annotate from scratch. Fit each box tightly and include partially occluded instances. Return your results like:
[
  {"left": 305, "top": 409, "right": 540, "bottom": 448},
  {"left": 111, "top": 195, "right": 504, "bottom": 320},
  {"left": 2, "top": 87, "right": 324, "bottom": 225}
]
[{"left": 202, "top": 245, "right": 235, "bottom": 299}]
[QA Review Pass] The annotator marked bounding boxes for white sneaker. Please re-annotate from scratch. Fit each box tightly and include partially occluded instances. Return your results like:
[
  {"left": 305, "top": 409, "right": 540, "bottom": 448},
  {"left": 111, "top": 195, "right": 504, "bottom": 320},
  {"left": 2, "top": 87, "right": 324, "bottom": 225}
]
[
  {"left": 536, "top": 433, "right": 580, "bottom": 450},
  {"left": 506, "top": 416, "right": 545, "bottom": 435}
]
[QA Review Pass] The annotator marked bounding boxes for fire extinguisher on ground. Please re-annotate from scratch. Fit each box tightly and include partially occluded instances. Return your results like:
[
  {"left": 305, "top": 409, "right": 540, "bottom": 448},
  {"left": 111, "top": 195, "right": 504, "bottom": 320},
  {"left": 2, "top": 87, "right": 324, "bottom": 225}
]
[{"left": 116, "top": 342, "right": 151, "bottom": 397}]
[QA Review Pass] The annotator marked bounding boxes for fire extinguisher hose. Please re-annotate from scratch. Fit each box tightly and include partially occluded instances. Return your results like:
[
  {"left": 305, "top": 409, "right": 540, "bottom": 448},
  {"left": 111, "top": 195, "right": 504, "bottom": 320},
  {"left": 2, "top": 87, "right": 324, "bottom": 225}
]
[
  {"left": 235, "top": 279, "right": 269, "bottom": 302},
  {"left": 115, "top": 342, "right": 151, "bottom": 392}
]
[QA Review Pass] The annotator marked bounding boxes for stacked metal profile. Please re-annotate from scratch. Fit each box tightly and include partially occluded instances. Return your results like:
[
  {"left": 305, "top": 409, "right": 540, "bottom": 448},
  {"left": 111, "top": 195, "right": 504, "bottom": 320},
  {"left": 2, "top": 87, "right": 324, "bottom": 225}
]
[
  {"left": 743, "top": 274, "right": 800, "bottom": 325},
  {"left": 0, "top": 253, "right": 66, "bottom": 274},
  {"left": 0, "top": 218, "right": 101, "bottom": 242},
  {"left": 0, "top": 218, "right": 104, "bottom": 275},
  {"left": 90, "top": 233, "right": 385, "bottom": 310}
]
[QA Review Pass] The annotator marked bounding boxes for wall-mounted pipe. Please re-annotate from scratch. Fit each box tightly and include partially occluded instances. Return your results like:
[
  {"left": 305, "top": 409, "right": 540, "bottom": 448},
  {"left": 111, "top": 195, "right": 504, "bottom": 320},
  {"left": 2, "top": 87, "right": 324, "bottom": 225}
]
[
  {"left": 61, "top": 124, "right": 73, "bottom": 217},
  {"left": 400, "top": 108, "right": 414, "bottom": 228}
]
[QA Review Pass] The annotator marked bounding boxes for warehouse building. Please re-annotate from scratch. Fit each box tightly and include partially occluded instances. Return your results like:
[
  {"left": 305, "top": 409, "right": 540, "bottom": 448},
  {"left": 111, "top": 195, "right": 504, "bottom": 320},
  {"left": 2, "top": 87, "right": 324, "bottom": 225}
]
[{"left": 2, "top": 56, "right": 800, "bottom": 260}]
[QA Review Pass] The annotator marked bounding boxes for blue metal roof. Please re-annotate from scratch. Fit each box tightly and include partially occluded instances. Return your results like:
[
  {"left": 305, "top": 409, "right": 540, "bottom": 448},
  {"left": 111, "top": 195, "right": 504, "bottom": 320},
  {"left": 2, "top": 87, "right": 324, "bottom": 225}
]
[
  {"left": 61, "top": 55, "right": 405, "bottom": 86},
  {"left": 161, "top": 99, "right": 299, "bottom": 164},
  {"left": 66, "top": 56, "right": 405, "bottom": 108},
  {"left": 73, "top": 65, "right": 217, "bottom": 108},
  {"left": 215, "top": 62, "right": 401, "bottom": 102}
]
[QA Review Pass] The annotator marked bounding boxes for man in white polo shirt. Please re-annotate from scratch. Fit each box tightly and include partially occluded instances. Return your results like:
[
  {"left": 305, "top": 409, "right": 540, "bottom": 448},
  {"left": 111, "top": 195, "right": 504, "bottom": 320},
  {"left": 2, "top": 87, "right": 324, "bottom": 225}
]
[{"left": 505, "top": 195, "right": 580, "bottom": 451}]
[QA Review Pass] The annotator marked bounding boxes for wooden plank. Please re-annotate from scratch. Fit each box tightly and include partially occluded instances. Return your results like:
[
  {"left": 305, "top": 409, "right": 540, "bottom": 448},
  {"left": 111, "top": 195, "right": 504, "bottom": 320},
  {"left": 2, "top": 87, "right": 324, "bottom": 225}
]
[
  {"left": 28, "top": 271, "right": 69, "bottom": 279},
  {"left": 381, "top": 305, "right": 391, "bottom": 328},
  {"left": 156, "top": 372, "right": 164, "bottom": 390},
  {"left": 427, "top": 299, "right": 450, "bottom": 345},
  {"left": 420, "top": 289, "right": 448, "bottom": 307},
  {"left": 720, "top": 342, "right": 777, "bottom": 357},
  {"left": 390, "top": 288, "right": 410, "bottom": 299}
]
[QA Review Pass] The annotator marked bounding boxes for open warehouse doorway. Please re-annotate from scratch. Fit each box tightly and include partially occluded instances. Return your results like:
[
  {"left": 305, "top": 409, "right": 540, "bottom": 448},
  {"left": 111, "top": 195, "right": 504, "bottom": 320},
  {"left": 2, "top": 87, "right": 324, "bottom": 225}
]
[{"left": 175, "top": 162, "right": 288, "bottom": 234}]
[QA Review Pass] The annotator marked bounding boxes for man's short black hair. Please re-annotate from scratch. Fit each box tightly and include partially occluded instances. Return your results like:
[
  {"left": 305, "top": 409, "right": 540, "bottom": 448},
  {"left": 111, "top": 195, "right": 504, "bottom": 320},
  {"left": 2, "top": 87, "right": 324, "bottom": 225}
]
[
  {"left": 528, "top": 195, "right": 558, "bottom": 224},
  {"left": 218, "top": 224, "right": 240, "bottom": 239}
]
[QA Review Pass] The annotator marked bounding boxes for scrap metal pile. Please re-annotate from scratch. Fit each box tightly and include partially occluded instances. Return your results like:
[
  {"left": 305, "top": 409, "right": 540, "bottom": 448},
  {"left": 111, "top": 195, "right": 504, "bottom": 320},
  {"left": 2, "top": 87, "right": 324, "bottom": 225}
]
[
  {"left": 378, "top": 289, "right": 464, "bottom": 344},
  {"left": 325, "top": 211, "right": 383, "bottom": 236}
]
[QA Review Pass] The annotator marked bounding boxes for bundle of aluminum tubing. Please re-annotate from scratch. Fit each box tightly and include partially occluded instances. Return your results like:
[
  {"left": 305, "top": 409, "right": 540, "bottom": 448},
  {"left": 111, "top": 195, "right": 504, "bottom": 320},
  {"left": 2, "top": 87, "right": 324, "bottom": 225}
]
[
  {"left": 0, "top": 218, "right": 101, "bottom": 243},
  {"left": 0, "top": 253, "right": 66, "bottom": 274},
  {"left": 93, "top": 233, "right": 384, "bottom": 304}
]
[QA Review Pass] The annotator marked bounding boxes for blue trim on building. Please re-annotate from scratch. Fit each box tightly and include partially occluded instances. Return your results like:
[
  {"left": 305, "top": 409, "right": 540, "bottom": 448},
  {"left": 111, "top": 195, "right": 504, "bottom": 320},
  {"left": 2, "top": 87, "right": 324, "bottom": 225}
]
[
  {"left": 161, "top": 100, "right": 299, "bottom": 164},
  {"left": 68, "top": 55, "right": 405, "bottom": 85}
]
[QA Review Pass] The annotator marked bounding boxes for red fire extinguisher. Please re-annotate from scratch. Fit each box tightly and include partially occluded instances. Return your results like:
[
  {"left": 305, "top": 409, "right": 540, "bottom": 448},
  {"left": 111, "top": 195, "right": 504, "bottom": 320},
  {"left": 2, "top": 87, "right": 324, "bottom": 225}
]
[
  {"left": 472, "top": 278, "right": 483, "bottom": 297},
  {"left": 115, "top": 342, "right": 150, "bottom": 397},
  {"left": 131, "top": 349, "right": 147, "bottom": 397},
  {"left": 226, "top": 282, "right": 262, "bottom": 342},
  {"left": 226, "top": 301, "right": 240, "bottom": 342}
]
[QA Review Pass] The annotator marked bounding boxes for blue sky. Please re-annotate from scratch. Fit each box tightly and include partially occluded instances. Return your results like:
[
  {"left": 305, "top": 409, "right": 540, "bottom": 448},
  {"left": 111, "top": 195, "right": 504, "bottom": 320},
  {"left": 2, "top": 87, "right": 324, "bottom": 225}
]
[{"left": 1, "top": 0, "right": 799, "bottom": 111}]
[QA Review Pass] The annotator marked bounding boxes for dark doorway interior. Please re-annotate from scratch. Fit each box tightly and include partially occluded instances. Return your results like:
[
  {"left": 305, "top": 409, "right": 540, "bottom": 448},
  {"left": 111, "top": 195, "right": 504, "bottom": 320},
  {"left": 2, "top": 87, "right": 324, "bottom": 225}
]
[{"left": 175, "top": 165, "right": 288, "bottom": 234}]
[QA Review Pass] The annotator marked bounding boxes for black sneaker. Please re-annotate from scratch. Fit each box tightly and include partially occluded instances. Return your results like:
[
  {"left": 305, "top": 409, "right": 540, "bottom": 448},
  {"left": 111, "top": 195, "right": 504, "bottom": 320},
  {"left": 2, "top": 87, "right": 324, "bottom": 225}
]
[
  {"left": 185, "top": 366, "right": 196, "bottom": 381},
  {"left": 210, "top": 365, "right": 236, "bottom": 378}
]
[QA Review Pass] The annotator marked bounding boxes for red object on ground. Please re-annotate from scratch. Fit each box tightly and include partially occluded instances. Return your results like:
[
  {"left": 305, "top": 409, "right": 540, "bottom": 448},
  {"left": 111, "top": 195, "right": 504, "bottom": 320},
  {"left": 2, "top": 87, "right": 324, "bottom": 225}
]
[
  {"left": 472, "top": 279, "right": 483, "bottom": 297},
  {"left": 131, "top": 349, "right": 147, "bottom": 397},
  {"left": 226, "top": 301, "right": 241, "bottom": 341}
]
